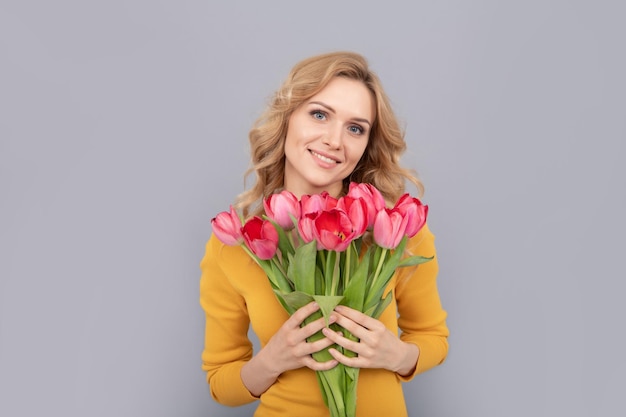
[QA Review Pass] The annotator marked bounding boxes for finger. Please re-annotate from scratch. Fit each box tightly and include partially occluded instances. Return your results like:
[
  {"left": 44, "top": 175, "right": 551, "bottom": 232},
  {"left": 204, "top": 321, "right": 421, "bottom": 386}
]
[
  {"left": 299, "top": 314, "right": 336, "bottom": 340},
  {"left": 303, "top": 356, "right": 338, "bottom": 371},
  {"left": 322, "top": 327, "right": 362, "bottom": 353},
  {"left": 302, "top": 336, "right": 336, "bottom": 356},
  {"left": 334, "top": 305, "right": 382, "bottom": 330},
  {"left": 330, "top": 312, "right": 371, "bottom": 341},
  {"left": 286, "top": 302, "right": 320, "bottom": 327},
  {"left": 328, "top": 347, "right": 368, "bottom": 368}
]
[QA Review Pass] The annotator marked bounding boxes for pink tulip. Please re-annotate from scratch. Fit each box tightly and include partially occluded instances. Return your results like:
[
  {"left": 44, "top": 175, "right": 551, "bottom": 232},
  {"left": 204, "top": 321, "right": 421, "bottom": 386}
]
[
  {"left": 241, "top": 216, "right": 279, "bottom": 260},
  {"left": 263, "top": 190, "right": 301, "bottom": 229},
  {"left": 314, "top": 209, "right": 355, "bottom": 252},
  {"left": 346, "top": 182, "right": 386, "bottom": 228},
  {"left": 300, "top": 192, "right": 338, "bottom": 216},
  {"left": 373, "top": 208, "right": 410, "bottom": 249},
  {"left": 211, "top": 206, "right": 243, "bottom": 246},
  {"left": 393, "top": 194, "right": 428, "bottom": 238},
  {"left": 336, "top": 196, "right": 368, "bottom": 237},
  {"left": 297, "top": 212, "right": 318, "bottom": 244}
]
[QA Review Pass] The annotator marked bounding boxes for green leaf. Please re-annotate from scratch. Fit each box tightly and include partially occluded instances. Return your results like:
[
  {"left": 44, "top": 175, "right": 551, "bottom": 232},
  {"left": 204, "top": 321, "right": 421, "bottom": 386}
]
[
  {"left": 341, "top": 250, "right": 370, "bottom": 311},
  {"left": 316, "top": 367, "right": 346, "bottom": 416},
  {"left": 398, "top": 255, "right": 434, "bottom": 267},
  {"left": 344, "top": 367, "right": 360, "bottom": 417},
  {"left": 272, "top": 291, "right": 296, "bottom": 315},
  {"left": 371, "top": 290, "right": 394, "bottom": 319},
  {"left": 312, "top": 294, "right": 344, "bottom": 326},
  {"left": 270, "top": 219, "right": 295, "bottom": 259},
  {"left": 270, "top": 259, "right": 293, "bottom": 292},
  {"left": 375, "top": 236, "right": 409, "bottom": 284},
  {"left": 290, "top": 240, "right": 317, "bottom": 294},
  {"left": 277, "top": 290, "right": 314, "bottom": 312}
]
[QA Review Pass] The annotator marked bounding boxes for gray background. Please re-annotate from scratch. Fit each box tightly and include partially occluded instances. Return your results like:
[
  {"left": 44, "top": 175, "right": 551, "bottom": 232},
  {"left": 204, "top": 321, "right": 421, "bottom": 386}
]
[{"left": 1, "top": 1, "right": 624, "bottom": 416}]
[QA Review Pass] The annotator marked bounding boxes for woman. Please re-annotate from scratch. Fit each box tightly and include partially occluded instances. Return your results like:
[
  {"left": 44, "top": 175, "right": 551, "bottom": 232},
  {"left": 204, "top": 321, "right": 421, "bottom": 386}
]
[{"left": 200, "top": 51, "right": 448, "bottom": 416}]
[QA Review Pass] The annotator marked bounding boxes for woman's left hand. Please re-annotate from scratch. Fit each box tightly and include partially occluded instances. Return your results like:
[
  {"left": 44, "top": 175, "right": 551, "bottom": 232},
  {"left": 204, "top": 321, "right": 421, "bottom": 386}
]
[{"left": 322, "top": 305, "right": 420, "bottom": 376}]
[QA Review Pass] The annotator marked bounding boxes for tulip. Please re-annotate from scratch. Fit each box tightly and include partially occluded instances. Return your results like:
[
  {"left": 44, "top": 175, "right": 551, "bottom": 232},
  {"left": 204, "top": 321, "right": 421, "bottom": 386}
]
[
  {"left": 336, "top": 196, "right": 368, "bottom": 238},
  {"left": 297, "top": 212, "right": 318, "bottom": 244},
  {"left": 346, "top": 182, "right": 386, "bottom": 227},
  {"left": 263, "top": 190, "right": 301, "bottom": 229},
  {"left": 300, "top": 192, "right": 338, "bottom": 216},
  {"left": 314, "top": 209, "right": 355, "bottom": 252},
  {"left": 393, "top": 194, "right": 428, "bottom": 238},
  {"left": 373, "top": 208, "right": 410, "bottom": 249},
  {"left": 211, "top": 206, "right": 243, "bottom": 246},
  {"left": 241, "top": 216, "right": 279, "bottom": 260}
]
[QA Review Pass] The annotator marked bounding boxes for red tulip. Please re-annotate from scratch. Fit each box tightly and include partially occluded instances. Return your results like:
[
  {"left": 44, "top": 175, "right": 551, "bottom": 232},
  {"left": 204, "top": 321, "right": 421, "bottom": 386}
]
[
  {"left": 393, "top": 194, "right": 428, "bottom": 238},
  {"left": 336, "top": 196, "right": 368, "bottom": 237},
  {"left": 373, "top": 208, "right": 410, "bottom": 249},
  {"left": 241, "top": 216, "right": 279, "bottom": 260},
  {"left": 264, "top": 190, "right": 301, "bottom": 229},
  {"left": 314, "top": 209, "right": 355, "bottom": 252},
  {"left": 346, "top": 182, "right": 386, "bottom": 227},
  {"left": 211, "top": 206, "right": 243, "bottom": 246}
]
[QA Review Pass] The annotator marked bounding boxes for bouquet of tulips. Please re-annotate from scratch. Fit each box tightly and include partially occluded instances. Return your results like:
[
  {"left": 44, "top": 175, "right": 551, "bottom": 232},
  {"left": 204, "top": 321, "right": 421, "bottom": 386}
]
[{"left": 211, "top": 182, "right": 432, "bottom": 417}]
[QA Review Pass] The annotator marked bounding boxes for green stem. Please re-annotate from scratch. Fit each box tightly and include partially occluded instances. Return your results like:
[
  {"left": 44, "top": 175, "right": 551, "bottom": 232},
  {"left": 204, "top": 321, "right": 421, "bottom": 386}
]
[
  {"left": 330, "top": 251, "right": 340, "bottom": 295},
  {"left": 370, "top": 247, "right": 388, "bottom": 291},
  {"left": 271, "top": 256, "right": 288, "bottom": 278},
  {"left": 344, "top": 245, "right": 351, "bottom": 291}
]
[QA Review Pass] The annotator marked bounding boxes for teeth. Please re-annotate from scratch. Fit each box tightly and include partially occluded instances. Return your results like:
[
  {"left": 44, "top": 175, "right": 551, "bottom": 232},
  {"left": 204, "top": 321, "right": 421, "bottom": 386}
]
[{"left": 311, "top": 150, "right": 337, "bottom": 164}]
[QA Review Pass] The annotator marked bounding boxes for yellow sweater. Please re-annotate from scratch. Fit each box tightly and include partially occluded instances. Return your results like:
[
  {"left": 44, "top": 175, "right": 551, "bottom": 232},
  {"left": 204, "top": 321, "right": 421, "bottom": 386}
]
[{"left": 200, "top": 224, "right": 449, "bottom": 417}]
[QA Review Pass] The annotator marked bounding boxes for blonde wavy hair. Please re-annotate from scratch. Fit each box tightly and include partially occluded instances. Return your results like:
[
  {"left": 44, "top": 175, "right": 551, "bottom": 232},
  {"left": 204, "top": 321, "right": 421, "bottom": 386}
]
[{"left": 236, "top": 51, "right": 423, "bottom": 219}]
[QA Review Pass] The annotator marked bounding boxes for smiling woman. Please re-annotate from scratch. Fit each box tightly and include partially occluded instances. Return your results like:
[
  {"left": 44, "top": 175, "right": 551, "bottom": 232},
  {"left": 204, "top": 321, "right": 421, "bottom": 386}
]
[
  {"left": 284, "top": 77, "right": 373, "bottom": 198},
  {"left": 199, "top": 51, "right": 449, "bottom": 417}
]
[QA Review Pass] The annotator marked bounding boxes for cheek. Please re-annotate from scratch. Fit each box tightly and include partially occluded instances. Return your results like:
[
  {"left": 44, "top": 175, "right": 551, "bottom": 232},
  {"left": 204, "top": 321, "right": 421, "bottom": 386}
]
[{"left": 349, "top": 140, "right": 368, "bottom": 164}]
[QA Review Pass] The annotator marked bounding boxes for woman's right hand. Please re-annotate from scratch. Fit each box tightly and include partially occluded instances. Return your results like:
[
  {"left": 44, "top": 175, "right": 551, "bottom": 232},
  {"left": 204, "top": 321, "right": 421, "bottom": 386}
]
[
  {"left": 241, "top": 301, "right": 337, "bottom": 396},
  {"left": 264, "top": 301, "right": 338, "bottom": 373}
]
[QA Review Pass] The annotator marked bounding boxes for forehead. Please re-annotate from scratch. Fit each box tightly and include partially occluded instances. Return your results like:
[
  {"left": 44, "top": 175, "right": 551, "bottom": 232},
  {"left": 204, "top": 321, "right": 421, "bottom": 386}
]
[{"left": 307, "top": 77, "right": 375, "bottom": 121}]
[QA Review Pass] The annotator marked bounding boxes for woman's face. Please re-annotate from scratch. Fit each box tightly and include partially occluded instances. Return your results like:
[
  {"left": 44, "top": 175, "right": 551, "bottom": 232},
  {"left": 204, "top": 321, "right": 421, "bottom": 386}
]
[{"left": 283, "top": 77, "right": 375, "bottom": 198}]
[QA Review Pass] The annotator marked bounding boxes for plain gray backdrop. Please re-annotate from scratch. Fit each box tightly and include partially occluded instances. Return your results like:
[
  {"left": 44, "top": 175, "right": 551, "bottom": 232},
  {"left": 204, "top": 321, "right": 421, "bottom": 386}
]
[{"left": 1, "top": 1, "right": 625, "bottom": 416}]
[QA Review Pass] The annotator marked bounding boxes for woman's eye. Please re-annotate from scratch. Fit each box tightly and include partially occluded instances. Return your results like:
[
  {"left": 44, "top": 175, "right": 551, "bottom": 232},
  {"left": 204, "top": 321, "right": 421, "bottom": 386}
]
[
  {"left": 349, "top": 125, "right": 364, "bottom": 135},
  {"left": 311, "top": 110, "right": 326, "bottom": 120}
]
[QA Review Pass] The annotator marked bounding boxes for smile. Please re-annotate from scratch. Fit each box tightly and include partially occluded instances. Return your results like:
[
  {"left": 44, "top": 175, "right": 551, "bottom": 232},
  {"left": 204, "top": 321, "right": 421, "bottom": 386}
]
[{"left": 309, "top": 150, "right": 339, "bottom": 164}]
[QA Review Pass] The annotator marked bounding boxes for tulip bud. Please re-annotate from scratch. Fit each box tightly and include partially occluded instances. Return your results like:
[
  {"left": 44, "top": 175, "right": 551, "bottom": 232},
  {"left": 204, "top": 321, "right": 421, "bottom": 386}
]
[
  {"left": 211, "top": 206, "right": 243, "bottom": 246},
  {"left": 373, "top": 208, "right": 409, "bottom": 249},
  {"left": 264, "top": 190, "right": 301, "bottom": 229},
  {"left": 241, "top": 217, "right": 279, "bottom": 260}
]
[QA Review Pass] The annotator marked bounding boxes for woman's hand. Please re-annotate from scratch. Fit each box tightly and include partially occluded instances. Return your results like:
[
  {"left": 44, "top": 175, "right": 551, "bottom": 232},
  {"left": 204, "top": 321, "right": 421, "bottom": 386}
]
[
  {"left": 241, "top": 302, "right": 337, "bottom": 396},
  {"left": 263, "top": 301, "right": 339, "bottom": 373},
  {"left": 322, "top": 305, "right": 420, "bottom": 376}
]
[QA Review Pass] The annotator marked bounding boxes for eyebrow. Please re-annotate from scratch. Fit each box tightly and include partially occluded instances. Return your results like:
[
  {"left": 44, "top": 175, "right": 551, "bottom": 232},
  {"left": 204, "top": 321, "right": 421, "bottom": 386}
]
[{"left": 308, "top": 101, "right": 372, "bottom": 127}]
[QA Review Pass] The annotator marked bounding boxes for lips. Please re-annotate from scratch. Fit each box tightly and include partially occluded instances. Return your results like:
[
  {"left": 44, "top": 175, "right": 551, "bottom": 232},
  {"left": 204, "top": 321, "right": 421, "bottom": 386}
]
[{"left": 309, "top": 149, "right": 340, "bottom": 164}]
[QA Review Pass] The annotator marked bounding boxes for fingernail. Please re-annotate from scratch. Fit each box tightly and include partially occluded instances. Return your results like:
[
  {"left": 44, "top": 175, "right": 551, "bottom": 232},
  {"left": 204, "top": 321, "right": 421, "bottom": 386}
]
[{"left": 329, "top": 314, "right": 337, "bottom": 323}]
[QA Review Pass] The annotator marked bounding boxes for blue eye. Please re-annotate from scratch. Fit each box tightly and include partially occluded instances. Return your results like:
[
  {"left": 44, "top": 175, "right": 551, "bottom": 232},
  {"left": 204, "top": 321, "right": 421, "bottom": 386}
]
[
  {"left": 349, "top": 125, "right": 364, "bottom": 135},
  {"left": 310, "top": 110, "right": 326, "bottom": 120}
]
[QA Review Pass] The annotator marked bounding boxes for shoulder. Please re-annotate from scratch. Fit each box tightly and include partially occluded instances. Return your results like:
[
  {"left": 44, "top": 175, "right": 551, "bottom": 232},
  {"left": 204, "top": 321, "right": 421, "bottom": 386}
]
[
  {"left": 405, "top": 223, "right": 436, "bottom": 257},
  {"left": 201, "top": 233, "right": 254, "bottom": 273}
]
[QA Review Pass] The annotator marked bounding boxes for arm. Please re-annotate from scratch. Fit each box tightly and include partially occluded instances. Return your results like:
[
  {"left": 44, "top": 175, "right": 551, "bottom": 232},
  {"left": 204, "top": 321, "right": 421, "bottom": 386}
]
[
  {"left": 395, "top": 224, "right": 449, "bottom": 378},
  {"left": 200, "top": 235, "right": 339, "bottom": 402},
  {"left": 200, "top": 235, "right": 258, "bottom": 406}
]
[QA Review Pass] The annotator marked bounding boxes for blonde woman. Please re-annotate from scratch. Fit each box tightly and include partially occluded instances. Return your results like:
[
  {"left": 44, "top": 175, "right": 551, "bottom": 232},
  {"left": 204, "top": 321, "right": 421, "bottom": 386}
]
[{"left": 200, "top": 51, "right": 448, "bottom": 417}]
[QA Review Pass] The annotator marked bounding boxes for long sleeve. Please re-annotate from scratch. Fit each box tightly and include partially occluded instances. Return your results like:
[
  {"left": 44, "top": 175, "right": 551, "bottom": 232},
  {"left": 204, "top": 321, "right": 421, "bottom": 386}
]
[
  {"left": 199, "top": 234, "right": 258, "bottom": 406},
  {"left": 394, "top": 224, "right": 449, "bottom": 379}
]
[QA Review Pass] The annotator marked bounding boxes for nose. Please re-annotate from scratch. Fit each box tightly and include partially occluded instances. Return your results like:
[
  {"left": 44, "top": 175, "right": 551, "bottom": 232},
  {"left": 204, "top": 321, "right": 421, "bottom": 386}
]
[{"left": 322, "top": 124, "right": 343, "bottom": 149}]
